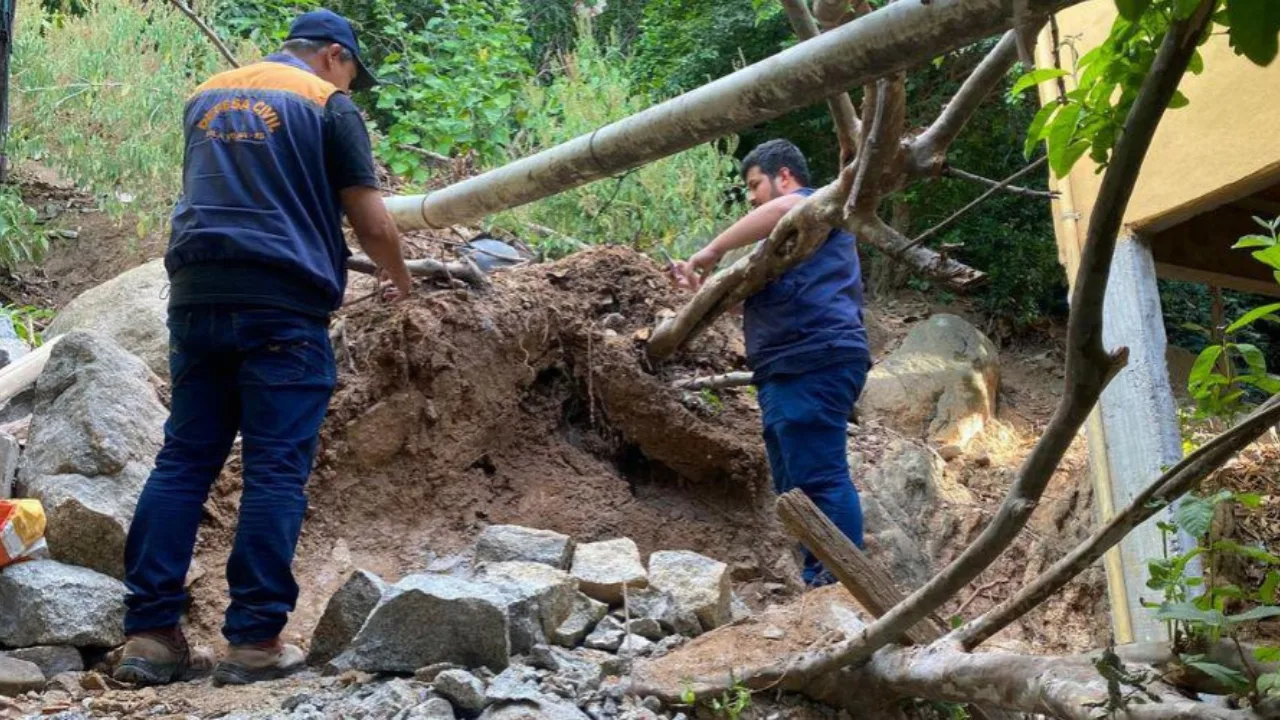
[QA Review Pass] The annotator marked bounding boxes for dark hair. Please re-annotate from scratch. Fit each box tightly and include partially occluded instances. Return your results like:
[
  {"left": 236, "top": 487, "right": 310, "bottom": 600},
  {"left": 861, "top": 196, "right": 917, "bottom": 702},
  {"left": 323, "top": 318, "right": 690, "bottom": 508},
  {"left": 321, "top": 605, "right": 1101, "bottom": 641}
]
[
  {"left": 281, "top": 38, "right": 354, "bottom": 62},
  {"left": 740, "top": 139, "right": 811, "bottom": 186}
]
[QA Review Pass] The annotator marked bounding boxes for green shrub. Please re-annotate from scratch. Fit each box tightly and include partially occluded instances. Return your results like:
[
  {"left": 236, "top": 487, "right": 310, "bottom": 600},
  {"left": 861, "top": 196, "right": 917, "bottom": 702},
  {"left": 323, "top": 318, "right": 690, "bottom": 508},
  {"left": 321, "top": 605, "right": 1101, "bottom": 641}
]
[
  {"left": 493, "top": 22, "right": 743, "bottom": 260},
  {"left": 10, "top": 0, "right": 231, "bottom": 227},
  {"left": 0, "top": 187, "right": 45, "bottom": 270}
]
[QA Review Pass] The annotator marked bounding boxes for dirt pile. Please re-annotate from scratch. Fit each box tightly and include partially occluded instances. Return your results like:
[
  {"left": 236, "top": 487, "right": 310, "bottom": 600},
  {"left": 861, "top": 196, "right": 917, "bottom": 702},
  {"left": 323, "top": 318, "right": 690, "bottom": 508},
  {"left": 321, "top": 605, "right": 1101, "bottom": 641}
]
[{"left": 186, "top": 246, "right": 792, "bottom": 651}]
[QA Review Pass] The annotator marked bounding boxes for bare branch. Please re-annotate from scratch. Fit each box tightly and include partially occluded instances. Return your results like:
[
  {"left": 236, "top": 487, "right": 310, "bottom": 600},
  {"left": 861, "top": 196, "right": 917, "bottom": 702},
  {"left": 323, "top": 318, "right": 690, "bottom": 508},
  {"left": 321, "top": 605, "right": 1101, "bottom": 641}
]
[
  {"left": 780, "top": 0, "right": 861, "bottom": 163},
  {"left": 956, "top": 391, "right": 1280, "bottom": 649},
  {"left": 398, "top": 144, "right": 454, "bottom": 168},
  {"left": 346, "top": 253, "right": 490, "bottom": 289},
  {"left": 846, "top": 76, "right": 906, "bottom": 215},
  {"left": 848, "top": 214, "right": 989, "bottom": 290},
  {"left": 714, "top": 0, "right": 1219, "bottom": 690},
  {"left": 672, "top": 372, "right": 753, "bottom": 391},
  {"left": 943, "top": 166, "right": 1057, "bottom": 198},
  {"left": 903, "top": 156, "right": 1048, "bottom": 252},
  {"left": 166, "top": 0, "right": 240, "bottom": 69},
  {"left": 910, "top": 32, "right": 1022, "bottom": 177}
]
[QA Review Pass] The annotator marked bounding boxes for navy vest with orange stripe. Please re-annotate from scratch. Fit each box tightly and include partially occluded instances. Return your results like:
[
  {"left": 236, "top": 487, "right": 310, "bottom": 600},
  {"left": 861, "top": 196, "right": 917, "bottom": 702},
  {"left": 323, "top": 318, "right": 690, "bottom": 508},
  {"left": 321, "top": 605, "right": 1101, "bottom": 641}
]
[{"left": 166, "top": 53, "right": 351, "bottom": 314}]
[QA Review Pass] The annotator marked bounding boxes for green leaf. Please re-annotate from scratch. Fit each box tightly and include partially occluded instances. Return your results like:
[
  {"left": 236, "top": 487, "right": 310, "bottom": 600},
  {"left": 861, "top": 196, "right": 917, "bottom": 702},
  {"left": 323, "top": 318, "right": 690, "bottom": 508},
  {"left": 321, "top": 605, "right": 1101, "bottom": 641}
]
[
  {"left": 1175, "top": 496, "right": 1215, "bottom": 538},
  {"left": 1157, "top": 601, "right": 1225, "bottom": 627},
  {"left": 1226, "top": 0, "right": 1280, "bottom": 67},
  {"left": 1011, "top": 68, "right": 1070, "bottom": 96},
  {"left": 1223, "top": 303, "right": 1280, "bottom": 335},
  {"left": 1189, "top": 345, "right": 1226, "bottom": 388},
  {"left": 1214, "top": 540, "right": 1280, "bottom": 565},
  {"left": 1226, "top": 605, "right": 1280, "bottom": 623},
  {"left": 1237, "top": 492, "right": 1264, "bottom": 509},
  {"left": 1262, "top": 572, "right": 1280, "bottom": 604},
  {"left": 1168, "top": 90, "right": 1190, "bottom": 109},
  {"left": 1024, "top": 102, "right": 1059, "bottom": 158},
  {"left": 1253, "top": 244, "right": 1280, "bottom": 271},
  {"left": 1116, "top": 0, "right": 1153, "bottom": 21},
  {"left": 1047, "top": 103, "right": 1084, "bottom": 176},
  {"left": 1254, "top": 646, "right": 1280, "bottom": 663},
  {"left": 1186, "top": 660, "right": 1251, "bottom": 690},
  {"left": 1235, "top": 343, "right": 1269, "bottom": 376},
  {"left": 1231, "top": 234, "right": 1274, "bottom": 249}
]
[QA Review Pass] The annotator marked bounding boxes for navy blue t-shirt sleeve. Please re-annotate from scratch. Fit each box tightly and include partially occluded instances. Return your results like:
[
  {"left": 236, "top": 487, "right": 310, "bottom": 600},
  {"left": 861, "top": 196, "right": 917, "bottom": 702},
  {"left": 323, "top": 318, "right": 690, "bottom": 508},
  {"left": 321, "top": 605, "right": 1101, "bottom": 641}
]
[{"left": 324, "top": 92, "right": 380, "bottom": 192}]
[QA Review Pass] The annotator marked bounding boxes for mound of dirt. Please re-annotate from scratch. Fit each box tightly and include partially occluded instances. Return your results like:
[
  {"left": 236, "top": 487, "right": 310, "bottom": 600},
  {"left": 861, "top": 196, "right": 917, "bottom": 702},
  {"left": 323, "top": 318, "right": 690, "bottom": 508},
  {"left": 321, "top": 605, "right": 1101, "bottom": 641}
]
[{"left": 185, "top": 247, "right": 791, "bottom": 650}]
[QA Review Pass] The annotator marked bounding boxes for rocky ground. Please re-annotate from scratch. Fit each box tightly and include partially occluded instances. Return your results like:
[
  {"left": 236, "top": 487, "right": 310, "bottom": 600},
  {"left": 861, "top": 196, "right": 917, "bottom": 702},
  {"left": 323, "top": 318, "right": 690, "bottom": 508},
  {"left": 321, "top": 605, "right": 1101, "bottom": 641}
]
[{"left": 0, "top": 167, "right": 1123, "bottom": 718}]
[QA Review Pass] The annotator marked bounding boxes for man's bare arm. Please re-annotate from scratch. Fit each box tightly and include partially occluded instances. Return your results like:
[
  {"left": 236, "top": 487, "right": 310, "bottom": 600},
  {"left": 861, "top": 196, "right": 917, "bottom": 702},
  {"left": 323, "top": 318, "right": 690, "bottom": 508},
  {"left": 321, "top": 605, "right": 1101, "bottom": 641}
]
[
  {"left": 671, "top": 193, "right": 805, "bottom": 290},
  {"left": 341, "top": 186, "right": 413, "bottom": 298}
]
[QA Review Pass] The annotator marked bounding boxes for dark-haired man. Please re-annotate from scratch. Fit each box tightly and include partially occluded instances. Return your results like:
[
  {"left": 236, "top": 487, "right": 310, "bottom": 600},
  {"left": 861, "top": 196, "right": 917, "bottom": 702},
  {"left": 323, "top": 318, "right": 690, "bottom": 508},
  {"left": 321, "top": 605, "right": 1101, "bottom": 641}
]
[
  {"left": 115, "top": 9, "right": 412, "bottom": 687},
  {"left": 671, "top": 139, "right": 870, "bottom": 587}
]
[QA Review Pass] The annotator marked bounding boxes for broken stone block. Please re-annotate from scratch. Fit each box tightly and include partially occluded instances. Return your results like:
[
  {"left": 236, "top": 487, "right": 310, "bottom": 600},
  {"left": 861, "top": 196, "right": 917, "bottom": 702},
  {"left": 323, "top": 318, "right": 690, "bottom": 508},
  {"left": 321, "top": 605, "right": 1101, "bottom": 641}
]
[
  {"left": 647, "top": 550, "right": 732, "bottom": 631},
  {"left": 2, "top": 646, "right": 83, "bottom": 677},
  {"left": 307, "top": 569, "right": 387, "bottom": 666},
  {"left": 406, "top": 697, "right": 457, "bottom": 720},
  {"left": 475, "top": 525, "right": 575, "bottom": 569},
  {"left": 615, "top": 587, "right": 699, "bottom": 638},
  {"left": 552, "top": 592, "right": 608, "bottom": 648},
  {"left": 528, "top": 645, "right": 604, "bottom": 694},
  {"left": 0, "top": 433, "right": 17, "bottom": 500},
  {"left": 583, "top": 617, "right": 653, "bottom": 655},
  {"left": 622, "top": 618, "right": 665, "bottom": 642},
  {"left": 484, "top": 664, "right": 543, "bottom": 704},
  {"left": 0, "top": 560, "right": 126, "bottom": 647},
  {"left": 434, "top": 669, "right": 488, "bottom": 714},
  {"left": 345, "top": 574, "right": 511, "bottom": 673},
  {"left": 16, "top": 332, "right": 166, "bottom": 579},
  {"left": 481, "top": 696, "right": 590, "bottom": 720},
  {"left": 570, "top": 539, "right": 647, "bottom": 605},
  {"left": 0, "top": 656, "right": 43, "bottom": 697},
  {"left": 475, "top": 561, "right": 577, "bottom": 654},
  {"left": 414, "top": 662, "right": 462, "bottom": 683}
]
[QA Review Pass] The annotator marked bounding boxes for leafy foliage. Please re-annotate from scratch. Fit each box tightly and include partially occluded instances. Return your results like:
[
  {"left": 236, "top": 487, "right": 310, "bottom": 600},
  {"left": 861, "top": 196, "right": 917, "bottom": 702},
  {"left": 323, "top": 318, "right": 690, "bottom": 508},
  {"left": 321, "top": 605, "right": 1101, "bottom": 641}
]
[
  {"left": 493, "top": 24, "right": 743, "bottom": 260},
  {"left": 0, "top": 188, "right": 46, "bottom": 271},
  {"left": 10, "top": 0, "right": 230, "bottom": 225}
]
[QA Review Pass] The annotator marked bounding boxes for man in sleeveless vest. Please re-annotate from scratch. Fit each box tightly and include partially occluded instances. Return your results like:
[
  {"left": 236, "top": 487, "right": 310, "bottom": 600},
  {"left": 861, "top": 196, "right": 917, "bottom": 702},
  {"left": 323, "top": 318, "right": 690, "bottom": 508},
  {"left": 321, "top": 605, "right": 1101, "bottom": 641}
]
[
  {"left": 114, "top": 10, "right": 413, "bottom": 686},
  {"left": 670, "top": 139, "right": 871, "bottom": 588}
]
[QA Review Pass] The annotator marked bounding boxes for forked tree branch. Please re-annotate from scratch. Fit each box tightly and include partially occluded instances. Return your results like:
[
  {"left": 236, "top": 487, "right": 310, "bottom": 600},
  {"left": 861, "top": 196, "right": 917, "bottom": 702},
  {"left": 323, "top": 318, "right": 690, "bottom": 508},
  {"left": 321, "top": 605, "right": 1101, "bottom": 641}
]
[
  {"left": 955, "top": 392, "right": 1280, "bottom": 649},
  {"left": 710, "top": 0, "right": 1217, "bottom": 690},
  {"left": 167, "top": 0, "right": 241, "bottom": 69},
  {"left": 910, "top": 31, "right": 1023, "bottom": 177},
  {"left": 780, "top": 0, "right": 861, "bottom": 164}
]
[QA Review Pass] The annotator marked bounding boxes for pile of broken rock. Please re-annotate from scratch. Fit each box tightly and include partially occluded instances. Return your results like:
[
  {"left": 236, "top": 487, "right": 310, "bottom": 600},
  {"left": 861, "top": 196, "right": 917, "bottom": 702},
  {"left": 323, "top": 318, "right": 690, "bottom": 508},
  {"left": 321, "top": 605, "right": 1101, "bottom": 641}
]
[{"left": 292, "top": 524, "right": 738, "bottom": 720}]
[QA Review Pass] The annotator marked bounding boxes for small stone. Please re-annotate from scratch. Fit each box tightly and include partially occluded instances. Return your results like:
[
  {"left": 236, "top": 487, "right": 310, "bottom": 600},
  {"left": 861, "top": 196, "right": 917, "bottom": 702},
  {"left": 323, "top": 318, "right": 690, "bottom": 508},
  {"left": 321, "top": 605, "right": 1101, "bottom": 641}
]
[
  {"left": 528, "top": 646, "right": 604, "bottom": 694},
  {"left": 434, "top": 669, "right": 488, "bottom": 714},
  {"left": 613, "top": 634, "right": 654, "bottom": 657},
  {"left": 44, "top": 672, "right": 85, "bottom": 699},
  {"left": 414, "top": 662, "right": 462, "bottom": 683},
  {"left": 730, "top": 592, "right": 752, "bottom": 622},
  {"left": 0, "top": 433, "right": 17, "bottom": 499},
  {"left": 481, "top": 695, "right": 590, "bottom": 720},
  {"left": 762, "top": 625, "right": 786, "bottom": 640},
  {"left": 570, "top": 539, "right": 647, "bottom": 605},
  {"left": 974, "top": 452, "right": 992, "bottom": 468},
  {"left": 937, "top": 444, "right": 963, "bottom": 462},
  {"left": 583, "top": 616, "right": 626, "bottom": 652},
  {"left": 307, "top": 569, "right": 387, "bottom": 666},
  {"left": 404, "top": 697, "right": 457, "bottom": 720},
  {"left": 552, "top": 592, "right": 608, "bottom": 648},
  {"left": 646, "top": 551, "right": 732, "bottom": 631},
  {"left": 641, "top": 697, "right": 662, "bottom": 713},
  {"left": 3, "top": 647, "right": 83, "bottom": 678},
  {"left": 0, "top": 657, "right": 44, "bottom": 697},
  {"left": 475, "top": 525, "right": 575, "bottom": 569},
  {"left": 648, "top": 635, "right": 685, "bottom": 658},
  {"left": 623, "top": 618, "right": 665, "bottom": 641},
  {"left": 485, "top": 664, "right": 542, "bottom": 704}
]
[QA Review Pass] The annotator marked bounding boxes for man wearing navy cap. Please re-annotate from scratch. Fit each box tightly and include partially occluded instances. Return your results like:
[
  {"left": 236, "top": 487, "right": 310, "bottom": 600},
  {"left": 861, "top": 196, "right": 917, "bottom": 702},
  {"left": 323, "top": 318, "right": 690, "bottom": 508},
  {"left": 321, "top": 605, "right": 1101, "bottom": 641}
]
[{"left": 114, "top": 10, "right": 412, "bottom": 686}]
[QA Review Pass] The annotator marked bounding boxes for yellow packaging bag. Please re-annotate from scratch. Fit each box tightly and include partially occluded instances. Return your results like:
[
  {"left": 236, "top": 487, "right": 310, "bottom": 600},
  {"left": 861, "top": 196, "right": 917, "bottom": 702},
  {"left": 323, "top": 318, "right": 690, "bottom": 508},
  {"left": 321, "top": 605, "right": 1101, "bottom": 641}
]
[{"left": 0, "top": 499, "right": 46, "bottom": 568}]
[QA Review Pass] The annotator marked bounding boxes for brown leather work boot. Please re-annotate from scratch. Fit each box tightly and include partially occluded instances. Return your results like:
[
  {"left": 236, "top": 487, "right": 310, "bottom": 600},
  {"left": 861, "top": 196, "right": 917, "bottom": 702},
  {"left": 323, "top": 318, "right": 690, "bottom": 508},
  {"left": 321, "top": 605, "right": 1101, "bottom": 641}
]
[
  {"left": 113, "top": 627, "right": 214, "bottom": 686},
  {"left": 212, "top": 637, "right": 305, "bottom": 686}
]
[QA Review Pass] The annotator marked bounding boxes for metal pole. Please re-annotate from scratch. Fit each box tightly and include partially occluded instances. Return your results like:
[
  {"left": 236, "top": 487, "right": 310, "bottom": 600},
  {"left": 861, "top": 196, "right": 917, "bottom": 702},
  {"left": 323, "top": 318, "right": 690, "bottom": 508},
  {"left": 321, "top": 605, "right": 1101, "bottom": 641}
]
[{"left": 383, "top": 0, "right": 1082, "bottom": 231}]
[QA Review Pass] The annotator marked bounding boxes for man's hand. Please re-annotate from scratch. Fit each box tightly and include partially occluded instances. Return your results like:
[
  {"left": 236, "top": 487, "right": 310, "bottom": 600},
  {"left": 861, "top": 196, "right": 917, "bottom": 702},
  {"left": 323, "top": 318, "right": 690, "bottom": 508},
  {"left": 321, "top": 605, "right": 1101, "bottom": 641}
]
[
  {"left": 376, "top": 268, "right": 411, "bottom": 303},
  {"left": 342, "top": 186, "right": 414, "bottom": 301},
  {"left": 668, "top": 246, "right": 722, "bottom": 292}
]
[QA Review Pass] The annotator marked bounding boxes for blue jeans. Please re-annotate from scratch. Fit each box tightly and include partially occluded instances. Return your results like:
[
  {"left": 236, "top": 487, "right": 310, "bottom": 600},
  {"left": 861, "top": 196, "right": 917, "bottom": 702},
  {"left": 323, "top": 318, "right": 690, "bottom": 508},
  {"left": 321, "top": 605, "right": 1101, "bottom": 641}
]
[
  {"left": 123, "top": 306, "right": 336, "bottom": 645},
  {"left": 757, "top": 359, "right": 868, "bottom": 585}
]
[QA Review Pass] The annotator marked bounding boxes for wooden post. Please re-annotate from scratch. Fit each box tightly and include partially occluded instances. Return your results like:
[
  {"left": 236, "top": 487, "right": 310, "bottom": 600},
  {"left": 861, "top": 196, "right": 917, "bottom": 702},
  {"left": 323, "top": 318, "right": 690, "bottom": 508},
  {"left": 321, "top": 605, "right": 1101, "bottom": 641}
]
[
  {"left": 0, "top": 0, "right": 15, "bottom": 183},
  {"left": 776, "top": 490, "right": 944, "bottom": 646},
  {"left": 1085, "top": 232, "right": 1197, "bottom": 644}
]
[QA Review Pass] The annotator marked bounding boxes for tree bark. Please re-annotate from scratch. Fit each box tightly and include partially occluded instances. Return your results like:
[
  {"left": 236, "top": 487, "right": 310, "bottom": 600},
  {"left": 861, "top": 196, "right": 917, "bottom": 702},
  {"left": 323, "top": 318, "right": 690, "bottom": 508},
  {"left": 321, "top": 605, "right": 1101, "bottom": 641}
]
[
  {"left": 672, "top": 372, "right": 753, "bottom": 391},
  {"left": 779, "top": 0, "right": 861, "bottom": 165},
  {"left": 346, "top": 254, "right": 489, "bottom": 289},
  {"left": 166, "top": 0, "right": 240, "bottom": 69}
]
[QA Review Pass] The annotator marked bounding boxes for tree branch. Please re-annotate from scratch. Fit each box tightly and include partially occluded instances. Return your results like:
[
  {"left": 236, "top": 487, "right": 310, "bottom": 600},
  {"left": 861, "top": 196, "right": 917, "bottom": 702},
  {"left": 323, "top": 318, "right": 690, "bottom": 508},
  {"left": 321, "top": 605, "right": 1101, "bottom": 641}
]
[
  {"left": 846, "top": 76, "right": 907, "bottom": 215},
  {"left": 718, "top": 0, "right": 1217, "bottom": 690},
  {"left": 780, "top": 0, "right": 861, "bottom": 164},
  {"left": 848, "top": 214, "right": 989, "bottom": 290},
  {"left": 811, "top": 0, "right": 866, "bottom": 31},
  {"left": 910, "top": 32, "right": 1022, "bottom": 177},
  {"left": 166, "top": 0, "right": 240, "bottom": 69},
  {"left": 346, "top": 254, "right": 490, "bottom": 289},
  {"left": 672, "top": 372, "right": 753, "bottom": 391},
  {"left": 955, "top": 391, "right": 1280, "bottom": 650},
  {"left": 902, "top": 156, "right": 1048, "bottom": 253},
  {"left": 943, "top": 166, "right": 1057, "bottom": 198}
]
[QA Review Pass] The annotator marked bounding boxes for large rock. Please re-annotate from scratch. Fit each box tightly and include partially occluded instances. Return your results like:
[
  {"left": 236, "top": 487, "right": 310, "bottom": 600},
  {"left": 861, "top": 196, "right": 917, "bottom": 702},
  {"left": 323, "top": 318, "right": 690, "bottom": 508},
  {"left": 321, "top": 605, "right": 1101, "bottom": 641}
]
[
  {"left": 15, "top": 332, "right": 165, "bottom": 579},
  {"left": 44, "top": 259, "right": 169, "bottom": 378},
  {"left": 0, "top": 560, "right": 126, "bottom": 647},
  {"left": 345, "top": 574, "right": 511, "bottom": 673},
  {"left": 307, "top": 569, "right": 387, "bottom": 666},
  {"left": 551, "top": 592, "right": 608, "bottom": 648},
  {"left": 475, "top": 525, "right": 574, "bottom": 569},
  {"left": 570, "top": 539, "right": 647, "bottom": 605},
  {"left": 646, "top": 551, "right": 731, "bottom": 632},
  {"left": 859, "top": 314, "right": 999, "bottom": 445},
  {"left": 0, "top": 432, "right": 16, "bottom": 499},
  {"left": 853, "top": 439, "right": 978, "bottom": 592},
  {"left": 0, "top": 656, "right": 44, "bottom": 697},
  {"left": 2, "top": 646, "right": 83, "bottom": 677},
  {"left": 475, "top": 562, "right": 577, "bottom": 654}
]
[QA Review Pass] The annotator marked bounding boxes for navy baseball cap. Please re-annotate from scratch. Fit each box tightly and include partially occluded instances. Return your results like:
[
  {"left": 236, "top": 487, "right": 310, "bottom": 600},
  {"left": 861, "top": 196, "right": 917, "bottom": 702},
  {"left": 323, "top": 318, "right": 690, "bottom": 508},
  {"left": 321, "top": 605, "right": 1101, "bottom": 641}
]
[{"left": 286, "top": 9, "right": 378, "bottom": 91}]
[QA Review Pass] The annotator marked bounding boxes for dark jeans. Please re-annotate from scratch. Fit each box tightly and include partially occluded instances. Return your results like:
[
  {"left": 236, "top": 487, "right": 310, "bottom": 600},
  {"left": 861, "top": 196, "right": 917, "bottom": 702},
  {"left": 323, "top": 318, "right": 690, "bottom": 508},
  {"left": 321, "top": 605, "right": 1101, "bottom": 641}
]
[
  {"left": 123, "top": 305, "right": 336, "bottom": 645},
  {"left": 757, "top": 359, "right": 868, "bottom": 585}
]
